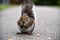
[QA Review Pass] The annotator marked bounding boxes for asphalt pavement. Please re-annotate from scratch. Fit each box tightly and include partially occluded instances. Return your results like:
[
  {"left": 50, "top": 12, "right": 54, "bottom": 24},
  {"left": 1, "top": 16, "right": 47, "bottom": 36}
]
[{"left": 0, "top": 6, "right": 60, "bottom": 40}]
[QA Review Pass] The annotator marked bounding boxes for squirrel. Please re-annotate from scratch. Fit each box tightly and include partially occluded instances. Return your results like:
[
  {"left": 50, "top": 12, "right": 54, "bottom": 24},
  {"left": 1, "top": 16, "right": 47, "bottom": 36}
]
[{"left": 17, "top": 0, "right": 35, "bottom": 35}]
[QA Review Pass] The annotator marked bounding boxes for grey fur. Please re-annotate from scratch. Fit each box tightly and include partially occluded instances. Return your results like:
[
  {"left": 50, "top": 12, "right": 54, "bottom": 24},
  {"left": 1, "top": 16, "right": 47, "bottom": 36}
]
[{"left": 17, "top": 0, "right": 35, "bottom": 34}]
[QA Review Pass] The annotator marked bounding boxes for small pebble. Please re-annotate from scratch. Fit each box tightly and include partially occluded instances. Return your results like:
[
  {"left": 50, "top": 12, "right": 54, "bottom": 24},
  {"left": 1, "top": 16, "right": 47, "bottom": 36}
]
[
  {"left": 8, "top": 39, "right": 13, "bottom": 40},
  {"left": 36, "top": 37, "right": 39, "bottom": 39},
  {"left": 8, "top": 36, "right": 12, "bottom": 40},
  {"left": 48, "top": 37, "right": 51, "bottom": 40},
  {"left": 36, "top": 34, "right": 40, "bottom": 37}
]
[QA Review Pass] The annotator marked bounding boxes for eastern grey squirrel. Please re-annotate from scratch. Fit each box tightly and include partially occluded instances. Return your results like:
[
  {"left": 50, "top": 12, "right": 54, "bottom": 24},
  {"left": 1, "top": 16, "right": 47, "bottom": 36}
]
[{"left": 17, "top": 0, "right": 35, "bottom": 35}]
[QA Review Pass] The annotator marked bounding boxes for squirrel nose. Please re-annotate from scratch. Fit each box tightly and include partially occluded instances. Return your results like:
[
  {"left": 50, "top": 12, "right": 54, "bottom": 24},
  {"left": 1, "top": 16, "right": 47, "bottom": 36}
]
[{"left": 23, "top": 21, "right": 25, "bottom": 24}]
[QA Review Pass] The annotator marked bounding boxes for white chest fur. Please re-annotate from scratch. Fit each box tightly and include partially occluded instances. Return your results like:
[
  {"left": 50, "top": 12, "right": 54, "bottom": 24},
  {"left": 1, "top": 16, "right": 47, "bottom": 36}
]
[{"left": 18, "top": 23, "right": 35, "bottom": 32}]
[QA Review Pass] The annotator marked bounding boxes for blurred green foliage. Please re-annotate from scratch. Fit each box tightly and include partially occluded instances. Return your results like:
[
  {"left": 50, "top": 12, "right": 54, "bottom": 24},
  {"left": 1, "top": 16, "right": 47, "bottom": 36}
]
[
  {"left": 0, "top": 4, "right": 19, "bottom": 10},
  {"left": 0, "top": 5, "right": 8, "bottom": 10},
  {"left": 32, "top": 0, "right": 60, "bottom": 5}
]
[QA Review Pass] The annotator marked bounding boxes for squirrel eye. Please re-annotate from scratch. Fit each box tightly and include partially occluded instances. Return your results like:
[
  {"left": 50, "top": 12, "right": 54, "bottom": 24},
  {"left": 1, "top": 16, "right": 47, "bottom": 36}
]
[{"left": 26, "top": 17, "right": 28, "bottom": 19}]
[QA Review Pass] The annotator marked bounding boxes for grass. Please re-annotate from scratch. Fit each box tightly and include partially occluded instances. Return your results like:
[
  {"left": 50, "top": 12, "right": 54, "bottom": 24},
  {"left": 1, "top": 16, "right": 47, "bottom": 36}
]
[
  {"left": 0, "top": 4, "right": 19, "bottom": 11},
  {"left": 0, "top": 4, "right": 60, "bottom": 11},
  {"left": 55, "top": 6, "right": 60, "bottom": 8},
  {"left": 0, "top": 4, "right": 9, "bottom": 10}
]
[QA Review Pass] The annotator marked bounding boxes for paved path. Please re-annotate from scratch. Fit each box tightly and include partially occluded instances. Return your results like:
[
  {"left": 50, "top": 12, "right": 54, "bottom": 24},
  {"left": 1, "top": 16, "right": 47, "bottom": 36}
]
[{"left": 0, "top": 6, "right": 60, "bottom": 40}]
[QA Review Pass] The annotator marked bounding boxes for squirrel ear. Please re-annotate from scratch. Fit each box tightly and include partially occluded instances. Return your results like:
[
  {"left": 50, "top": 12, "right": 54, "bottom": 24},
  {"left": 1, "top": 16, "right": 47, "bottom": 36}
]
[
  {"left": 20, "top": 17, "right": 22, "bottom": 21},
  {"left": 18, "top": 0, "right": 24, "bottom": 4}
]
